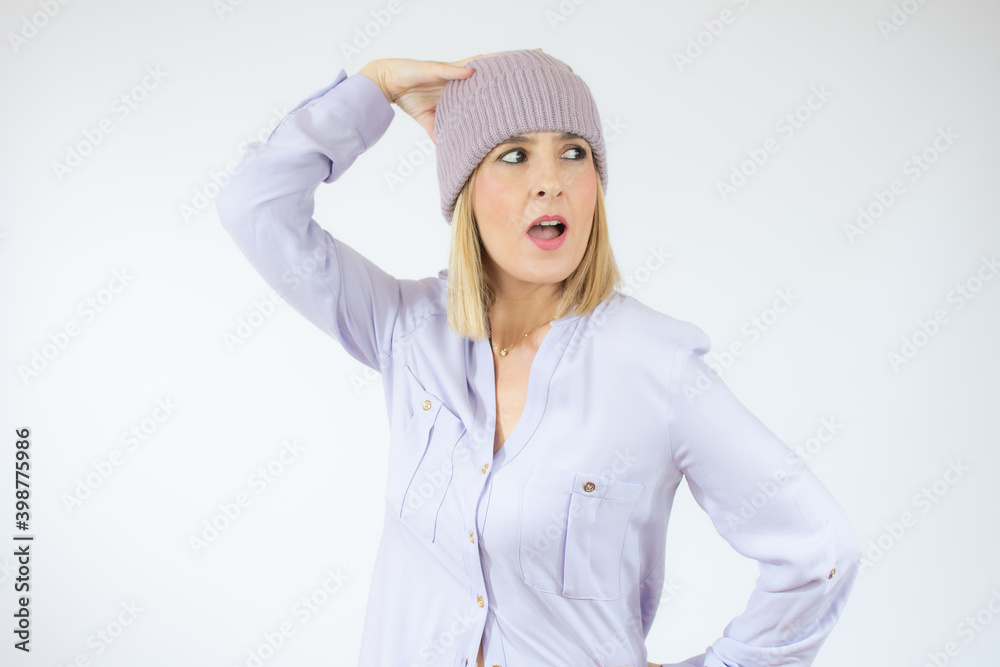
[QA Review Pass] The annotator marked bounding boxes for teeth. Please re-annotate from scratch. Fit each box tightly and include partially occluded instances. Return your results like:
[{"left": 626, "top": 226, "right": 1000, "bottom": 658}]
[{"left": 537, "top": 220, "right": 562, "bottom": 226}]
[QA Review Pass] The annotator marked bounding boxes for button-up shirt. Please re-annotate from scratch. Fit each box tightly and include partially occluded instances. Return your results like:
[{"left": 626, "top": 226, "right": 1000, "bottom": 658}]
[{"left": 216, "top": 68, "right": 861, "bottom": 667}]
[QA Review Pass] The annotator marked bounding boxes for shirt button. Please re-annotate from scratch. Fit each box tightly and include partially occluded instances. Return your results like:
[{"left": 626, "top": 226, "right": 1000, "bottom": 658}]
[
  {"left": 422, "top": 399, "right": 432, "bottom": 410},
  {"left": 477, "top": 596, "right": 485, "bottom": 607},
  {"left": 481, "top": 463, "right": 489, "bottom": 474},
  {"left": 470, "top": 531, "right": 475, "bottom": 543},
  {"left": 583, "top": 481, "right": 596, "bottom": 492},
  {"left": 828, "top": 568, "right": 836, "bottom": 579}
]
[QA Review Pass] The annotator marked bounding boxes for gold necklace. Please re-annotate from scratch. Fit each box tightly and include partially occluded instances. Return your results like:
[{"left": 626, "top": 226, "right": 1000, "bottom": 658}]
[{"left": 489, "top": 319, "right": 550, "bottom": 358}]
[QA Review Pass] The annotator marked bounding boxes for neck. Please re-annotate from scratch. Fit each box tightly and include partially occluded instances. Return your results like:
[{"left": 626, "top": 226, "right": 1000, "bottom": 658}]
[{"left": 487, "top": 270, "right": 562, "bottom": 349}]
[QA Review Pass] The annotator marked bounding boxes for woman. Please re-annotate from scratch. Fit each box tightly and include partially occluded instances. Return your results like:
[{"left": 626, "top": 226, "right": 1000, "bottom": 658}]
[{"left": 217, "top": 48, "right": 860, "bottom": 667}]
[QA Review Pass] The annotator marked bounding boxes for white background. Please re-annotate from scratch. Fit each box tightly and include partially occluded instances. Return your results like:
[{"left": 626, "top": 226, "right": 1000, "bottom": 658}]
[{"left": 2, "top": 0, "right": 998, "bottom": 665}]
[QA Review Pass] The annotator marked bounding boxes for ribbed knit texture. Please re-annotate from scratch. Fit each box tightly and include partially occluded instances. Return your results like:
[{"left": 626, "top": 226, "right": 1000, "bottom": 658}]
[{"left": 435, "top": 49, "right": 607, "bottom": 224}]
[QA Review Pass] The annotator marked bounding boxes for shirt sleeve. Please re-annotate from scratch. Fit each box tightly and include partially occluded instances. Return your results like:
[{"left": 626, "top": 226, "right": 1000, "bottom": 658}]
[
  {"left": 216, "top": 68, "right": 399, "bottom": 371},
  {"left": 666, "top": 324, "right": 861, "bottom": 666}
]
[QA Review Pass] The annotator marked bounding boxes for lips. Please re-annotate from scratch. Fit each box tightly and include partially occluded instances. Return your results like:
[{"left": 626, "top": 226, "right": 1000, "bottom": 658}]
[{"left": 527, "top": 215, "right": 567, "bottom": 240}]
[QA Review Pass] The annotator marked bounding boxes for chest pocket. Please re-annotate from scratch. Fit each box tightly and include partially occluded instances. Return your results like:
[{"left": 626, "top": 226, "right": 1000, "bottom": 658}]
[
  {"left": 385, "top": 365, "right": 466, "bottom": 543},
  {"left": 517, "top": 464, "right": 645, "bottom": 600}
]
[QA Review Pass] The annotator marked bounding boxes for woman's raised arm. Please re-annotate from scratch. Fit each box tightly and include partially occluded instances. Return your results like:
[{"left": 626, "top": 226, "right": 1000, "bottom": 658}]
[{"left": 215, "top": 56, "right": 482, "bottom": 370}]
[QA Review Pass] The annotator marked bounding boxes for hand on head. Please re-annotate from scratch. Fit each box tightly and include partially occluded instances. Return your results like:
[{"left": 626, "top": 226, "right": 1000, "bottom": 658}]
[{"left": 357, "top": 48, "right": 543, "bottom": 143}]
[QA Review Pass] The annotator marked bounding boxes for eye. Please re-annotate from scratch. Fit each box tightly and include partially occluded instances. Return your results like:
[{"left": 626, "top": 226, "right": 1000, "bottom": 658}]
[
  {"left": 564, "top": 145, "right": 588, "bottom": 160},
  {"left": 499, "top": 148, "right": 527, "bottom": 164}
]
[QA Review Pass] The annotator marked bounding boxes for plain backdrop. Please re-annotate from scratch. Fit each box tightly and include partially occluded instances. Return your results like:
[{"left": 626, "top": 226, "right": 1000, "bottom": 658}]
[{"left": 1, "top": 0, "right": 998, "bottom": 665}]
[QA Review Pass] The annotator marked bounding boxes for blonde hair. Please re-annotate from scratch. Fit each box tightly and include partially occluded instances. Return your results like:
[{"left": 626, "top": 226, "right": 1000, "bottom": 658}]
[{"left": 445, "top": 167, "right": 622, "bottom": 341}]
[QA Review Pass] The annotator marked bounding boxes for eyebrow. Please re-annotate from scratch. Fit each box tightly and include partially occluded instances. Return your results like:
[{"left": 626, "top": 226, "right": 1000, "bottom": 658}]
[{"left": 494, "top": 132, "right": 584, "bottom": 148}]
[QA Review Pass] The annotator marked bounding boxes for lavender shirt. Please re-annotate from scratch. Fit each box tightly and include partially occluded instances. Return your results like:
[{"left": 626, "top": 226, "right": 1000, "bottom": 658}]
[{"left": 216, "top": 69, "right": 861, "bottom": 667}]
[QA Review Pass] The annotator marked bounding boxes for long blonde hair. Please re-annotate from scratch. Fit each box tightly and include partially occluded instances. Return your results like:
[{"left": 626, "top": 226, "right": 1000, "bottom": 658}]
[{"left": 445, "top": 167, "right": 622, "bottom": 340}]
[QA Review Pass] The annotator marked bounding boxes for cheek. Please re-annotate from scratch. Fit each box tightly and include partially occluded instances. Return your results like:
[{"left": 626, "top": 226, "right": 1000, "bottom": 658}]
[
  {"left": 472, "top": 169, "right": 516, "bottom": 239},
  {"left": 571, "top": 172, "right": 597, "bottom": 221},
  {"left": 473, "top": 169, "right": 512, "bottom": 211}
]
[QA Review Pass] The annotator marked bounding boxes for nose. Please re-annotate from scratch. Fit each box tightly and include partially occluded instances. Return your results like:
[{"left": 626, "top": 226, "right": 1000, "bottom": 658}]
[{"left": 532, "top": 154, "right": 563, "bottom": 199}]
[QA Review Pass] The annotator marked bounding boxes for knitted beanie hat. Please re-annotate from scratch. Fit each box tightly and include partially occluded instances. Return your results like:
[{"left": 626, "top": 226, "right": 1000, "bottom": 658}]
[{"left": 434, "top": 49, "right": 607, "bottom": 224}]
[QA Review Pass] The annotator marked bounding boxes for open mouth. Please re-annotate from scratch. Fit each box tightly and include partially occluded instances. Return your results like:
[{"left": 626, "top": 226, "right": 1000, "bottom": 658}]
[{"left": 527, "top": 222, "right": 566, "bottom": 240}]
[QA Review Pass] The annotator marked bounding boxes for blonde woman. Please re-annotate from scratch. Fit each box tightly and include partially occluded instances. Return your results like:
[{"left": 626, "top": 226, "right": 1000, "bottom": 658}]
[{"left": 217, "top": 48, "right": 860, "bottom": 667}]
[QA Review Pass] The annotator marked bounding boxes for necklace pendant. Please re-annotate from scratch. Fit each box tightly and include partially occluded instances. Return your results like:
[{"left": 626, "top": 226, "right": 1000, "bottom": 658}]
[{"left": 499, "top": 348, "right": 508, "bottom": 357}]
